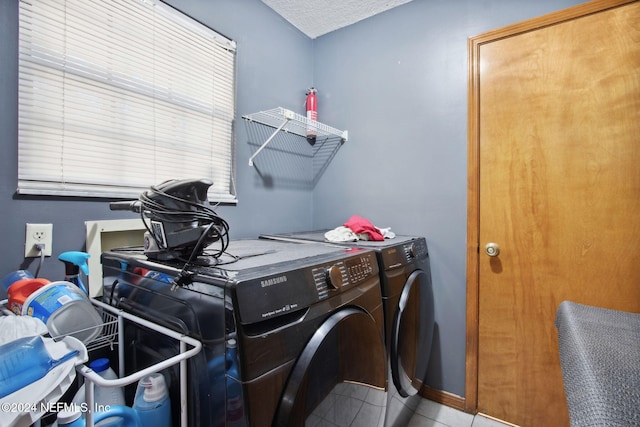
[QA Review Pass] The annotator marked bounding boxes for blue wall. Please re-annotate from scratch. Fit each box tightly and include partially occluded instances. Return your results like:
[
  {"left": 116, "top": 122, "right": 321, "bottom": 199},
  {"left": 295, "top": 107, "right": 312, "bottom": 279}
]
[
  {"left": 309, "top": 0, "right": 583, "bottom": 397},
  {"left": 0, "top": 0, "right": 584, "bottom": 399},
  {"left": 0, "top": 0, "right": 315, "bottom": 282}
]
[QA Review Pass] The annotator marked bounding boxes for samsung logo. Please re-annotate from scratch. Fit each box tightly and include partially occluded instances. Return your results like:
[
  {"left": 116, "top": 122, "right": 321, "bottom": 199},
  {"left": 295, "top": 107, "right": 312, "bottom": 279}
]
[{"left": 261, "top": 275, "right": 288, "bottom": 288}]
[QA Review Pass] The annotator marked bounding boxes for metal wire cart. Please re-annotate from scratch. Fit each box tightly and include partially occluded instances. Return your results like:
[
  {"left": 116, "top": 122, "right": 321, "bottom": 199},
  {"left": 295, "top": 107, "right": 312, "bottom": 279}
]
[
  {"left": 1, "top": 298, "right": 202, "bottom": 427},
  {"left": 76, "top": 299, "right": 202, "bottom": 427}
]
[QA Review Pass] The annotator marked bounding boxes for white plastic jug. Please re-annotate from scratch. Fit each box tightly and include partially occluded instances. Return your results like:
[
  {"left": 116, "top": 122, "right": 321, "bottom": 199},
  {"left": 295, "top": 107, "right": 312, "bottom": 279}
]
[{"left": 72, "top": 358, "right": 125, "bottom": 426}]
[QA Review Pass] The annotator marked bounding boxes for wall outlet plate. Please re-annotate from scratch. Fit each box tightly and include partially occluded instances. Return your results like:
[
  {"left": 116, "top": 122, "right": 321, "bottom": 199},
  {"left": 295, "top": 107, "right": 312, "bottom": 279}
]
[{"left": 25, "top": 223, "right": 53, "bottom": 257}]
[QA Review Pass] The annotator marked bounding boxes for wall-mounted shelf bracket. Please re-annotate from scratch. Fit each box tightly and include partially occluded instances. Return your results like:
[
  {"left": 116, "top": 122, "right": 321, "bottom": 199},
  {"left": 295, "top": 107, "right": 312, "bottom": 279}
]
[{"left": 246, "top": 109, "right": 295, "bottom": 166}]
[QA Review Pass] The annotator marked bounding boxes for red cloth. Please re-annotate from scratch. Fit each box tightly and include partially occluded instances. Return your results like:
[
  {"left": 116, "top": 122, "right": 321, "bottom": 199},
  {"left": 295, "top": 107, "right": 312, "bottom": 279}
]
[{"left": 343, "top": 215, "right": 384, "bottom": 241}]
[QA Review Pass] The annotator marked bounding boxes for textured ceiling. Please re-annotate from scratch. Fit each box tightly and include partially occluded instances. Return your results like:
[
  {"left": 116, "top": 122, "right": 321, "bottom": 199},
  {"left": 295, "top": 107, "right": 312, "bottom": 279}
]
[{"left": 261, "top": 0, "right": 414, "bottom": 39}]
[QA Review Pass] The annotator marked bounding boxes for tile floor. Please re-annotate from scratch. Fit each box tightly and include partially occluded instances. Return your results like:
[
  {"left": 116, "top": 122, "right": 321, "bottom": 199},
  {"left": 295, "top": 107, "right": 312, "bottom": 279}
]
[
  {"left": 307, "top": 381, "right": 511, "bottom": 427},
  {"left": 408, "top": 399, "right": 511, "bottom": 427}
]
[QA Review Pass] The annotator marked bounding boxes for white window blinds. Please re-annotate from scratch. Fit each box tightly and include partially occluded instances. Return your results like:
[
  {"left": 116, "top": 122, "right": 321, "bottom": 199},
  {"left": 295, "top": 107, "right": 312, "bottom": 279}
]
[{"left": 18, "top": 0, "right": 237, "bottom": 202}]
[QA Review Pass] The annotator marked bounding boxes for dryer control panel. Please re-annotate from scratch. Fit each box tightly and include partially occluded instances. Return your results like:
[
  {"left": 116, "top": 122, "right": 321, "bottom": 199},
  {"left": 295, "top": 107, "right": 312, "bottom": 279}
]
[
  {"left": 403, "top": 238, "right": 428, "bottom": 262},
  {"left": 346, "top": 254, "right": 377, "bottom": 283},
  {"left": 236, "top": 249, "right": 379, "bottom": 325},
  {"left": 312, "top": 252, "right": 376, "bottom": 298},
  {"left": 380, "top": 237, "right": 428, "bottom": 271}
]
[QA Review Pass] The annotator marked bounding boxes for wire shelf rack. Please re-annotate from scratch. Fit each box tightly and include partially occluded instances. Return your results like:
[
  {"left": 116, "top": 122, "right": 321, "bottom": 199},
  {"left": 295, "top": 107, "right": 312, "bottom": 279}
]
[
  {"left": 84, "top": 306, "right": 118, "bottom": 353},
  {"left": 242, "top": 107, "right": 348, "bottom": 189}
]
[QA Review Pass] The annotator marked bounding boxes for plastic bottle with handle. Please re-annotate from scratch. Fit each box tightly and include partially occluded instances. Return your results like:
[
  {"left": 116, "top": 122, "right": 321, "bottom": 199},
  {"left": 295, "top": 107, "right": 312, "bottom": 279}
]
[
  {"left": 132, "top": 373, "right": 171, "bottom": 427},
  {"left": 58, "top": 251, "right": 91, "bottom": 295},
  {"left": 72, "top": 358, "right": 125, "bottom": 426},
  {"left": 56, "top": 406, "right": 141, "bottom": 427}
]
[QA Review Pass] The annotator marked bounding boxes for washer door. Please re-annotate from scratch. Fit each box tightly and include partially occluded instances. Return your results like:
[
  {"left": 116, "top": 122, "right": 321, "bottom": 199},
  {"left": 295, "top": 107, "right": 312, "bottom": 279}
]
[
  {"left": 390, "top": 269, "right": 435, "bottom": 397},
  {"left": 273, "top": 307, "right": 387, "bottom": 426}
]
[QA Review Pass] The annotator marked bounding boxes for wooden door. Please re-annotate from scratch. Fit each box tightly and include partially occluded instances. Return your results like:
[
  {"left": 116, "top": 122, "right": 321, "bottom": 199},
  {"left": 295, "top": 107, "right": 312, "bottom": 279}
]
[{"left": 466, "top": 1, "right": 640, "bottom": 426}]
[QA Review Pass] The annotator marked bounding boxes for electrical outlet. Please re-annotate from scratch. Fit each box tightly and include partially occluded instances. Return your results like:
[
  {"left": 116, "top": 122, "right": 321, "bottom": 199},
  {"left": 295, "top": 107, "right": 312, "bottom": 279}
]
[{"left": 25, "top": 223, "right": 53, "bottom": 257}]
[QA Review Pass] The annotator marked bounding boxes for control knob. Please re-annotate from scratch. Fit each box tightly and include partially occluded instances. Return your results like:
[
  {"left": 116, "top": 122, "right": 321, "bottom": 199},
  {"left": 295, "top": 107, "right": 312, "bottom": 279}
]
[
  {"left": 326, "top": 265, "right": 343, "bottom": 289},
  {"left": 407, "top": 243, "right": 416, "bottom": 259}
]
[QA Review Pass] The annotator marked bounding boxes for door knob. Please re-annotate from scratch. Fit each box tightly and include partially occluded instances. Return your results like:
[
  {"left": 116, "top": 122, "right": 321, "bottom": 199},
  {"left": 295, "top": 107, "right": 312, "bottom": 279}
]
[{"left": 485, "top": 243, "right": 500, "bottom": 257}]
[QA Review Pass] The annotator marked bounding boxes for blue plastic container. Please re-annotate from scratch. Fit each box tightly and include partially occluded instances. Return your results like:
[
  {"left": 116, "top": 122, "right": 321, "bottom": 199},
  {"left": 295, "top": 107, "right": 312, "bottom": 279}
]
[
  {"left": 22, "top": 281, "right": 103, "bottom": 343},
  {"left": 132, "top": 373, "right": 171, "bottom": 427},
  {"left": 0, "top": 336, "right": 78, "bottom": 398},
  {"left": 225, "top": 339, "right": 245, "bottom": 425},
  {"left": 1, "top": 270, "right": 34, "bottom": 292},
  {"left": 57, "top": 405, "right": 140, "bottom": 427}
]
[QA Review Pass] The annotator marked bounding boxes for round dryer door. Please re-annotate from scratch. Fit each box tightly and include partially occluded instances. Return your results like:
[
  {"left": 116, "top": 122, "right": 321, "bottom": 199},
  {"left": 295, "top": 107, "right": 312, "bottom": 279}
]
[
  {"left": 273, "top": 307, "right": 387, "bottom": 426},
  {"left": 390, "top": 269, "right": 435, "bottom": 397}
]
